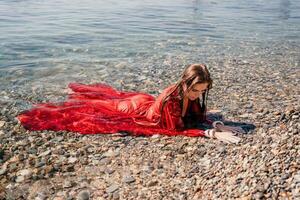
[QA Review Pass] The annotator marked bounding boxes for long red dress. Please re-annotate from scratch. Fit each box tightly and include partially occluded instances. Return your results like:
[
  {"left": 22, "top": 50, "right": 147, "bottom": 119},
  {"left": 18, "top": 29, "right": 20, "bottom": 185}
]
[{"left": 18, "top": 83, "right": 212, "bottom": 137}]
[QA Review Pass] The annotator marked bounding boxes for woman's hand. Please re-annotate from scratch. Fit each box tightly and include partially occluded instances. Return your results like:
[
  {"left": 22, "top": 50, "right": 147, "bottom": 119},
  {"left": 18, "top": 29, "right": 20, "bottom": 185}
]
[
  {"left": 204, "top": 129, "right": 241, "bottom": 144},
  {"left": 217, "top": 125, "right": 246, "bottom": 135},
  {"left": 213, "top": 121, "right": 246, "bottom": 135}
]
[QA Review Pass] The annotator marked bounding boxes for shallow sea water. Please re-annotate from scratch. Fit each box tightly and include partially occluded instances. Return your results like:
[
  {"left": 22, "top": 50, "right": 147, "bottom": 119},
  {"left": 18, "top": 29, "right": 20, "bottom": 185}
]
[{"left": 0, "top": 0, "right": 299, "bottom": 109}]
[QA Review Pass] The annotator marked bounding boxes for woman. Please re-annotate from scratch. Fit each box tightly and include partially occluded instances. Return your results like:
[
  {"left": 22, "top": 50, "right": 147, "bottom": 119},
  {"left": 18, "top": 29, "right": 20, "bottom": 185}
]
[{"left": 18, "top": 64, "right": 244, "bottom": 143}]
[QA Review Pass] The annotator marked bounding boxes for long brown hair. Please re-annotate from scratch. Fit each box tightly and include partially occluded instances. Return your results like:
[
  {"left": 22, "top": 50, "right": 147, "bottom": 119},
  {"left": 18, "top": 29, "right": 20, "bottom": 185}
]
[{"left": 160, "top": 63, "right": 213, "bottom": 124}]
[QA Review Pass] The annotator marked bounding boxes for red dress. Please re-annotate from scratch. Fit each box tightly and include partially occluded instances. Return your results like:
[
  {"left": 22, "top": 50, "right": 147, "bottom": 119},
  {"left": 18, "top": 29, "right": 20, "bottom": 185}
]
[{"left": 18, "top": 83, "right": 212, "bottom": 137}]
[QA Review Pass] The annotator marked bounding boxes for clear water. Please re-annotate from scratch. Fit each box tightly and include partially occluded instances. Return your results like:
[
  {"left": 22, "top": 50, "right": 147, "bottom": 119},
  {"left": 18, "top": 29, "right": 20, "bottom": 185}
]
[{"left": 0, "top": 0, "right": 300, "bottom": 93}]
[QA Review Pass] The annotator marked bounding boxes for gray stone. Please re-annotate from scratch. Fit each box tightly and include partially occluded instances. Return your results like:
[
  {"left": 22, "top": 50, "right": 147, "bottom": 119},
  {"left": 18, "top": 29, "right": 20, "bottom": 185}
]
[
  {"left": 77, "top": 190, "right": 90, "bottom": 200},
  {"left": 123, "top": 175, "right": 135, "bottom": 183},
  {"left": 106, "top": 184, "right": 119, "bottom": 193}
]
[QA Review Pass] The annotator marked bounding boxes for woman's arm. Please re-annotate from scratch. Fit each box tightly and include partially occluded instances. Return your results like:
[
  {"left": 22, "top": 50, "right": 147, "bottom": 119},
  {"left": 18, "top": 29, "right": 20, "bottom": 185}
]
[
  {"left": 128, "top": 99, "right": 241, "bottom": 141},
  {"left": 205, "top": 110, "right": 246, "bottom": 134},
  {"left": 160, "top": 99, "right": 206, "bottom": 137}
]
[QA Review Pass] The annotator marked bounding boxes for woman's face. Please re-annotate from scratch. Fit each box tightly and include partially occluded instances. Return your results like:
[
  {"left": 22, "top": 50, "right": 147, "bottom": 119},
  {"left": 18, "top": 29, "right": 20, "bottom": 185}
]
[{"left": 185, "top": 82, "right": 209, "bottom": 101}]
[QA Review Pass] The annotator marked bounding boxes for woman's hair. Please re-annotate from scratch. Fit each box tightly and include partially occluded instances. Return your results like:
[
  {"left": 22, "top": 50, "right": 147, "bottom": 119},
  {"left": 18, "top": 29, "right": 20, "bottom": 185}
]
[{"left": 160, "top": 63, "right": 213, "bottom": 124}]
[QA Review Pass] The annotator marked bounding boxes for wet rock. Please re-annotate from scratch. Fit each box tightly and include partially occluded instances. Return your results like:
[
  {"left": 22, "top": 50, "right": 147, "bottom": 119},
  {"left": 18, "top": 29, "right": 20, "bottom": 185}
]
[{"left": 123, "top": 175, "right": 135, "bottom": 184}]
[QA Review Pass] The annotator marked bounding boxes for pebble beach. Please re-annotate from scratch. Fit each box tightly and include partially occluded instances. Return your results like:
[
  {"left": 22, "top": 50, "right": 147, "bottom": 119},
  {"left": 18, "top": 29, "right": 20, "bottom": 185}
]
[
  {"left": 0, "top": 0, "right": 300, "bottom": 199},
  {"left": 1, "top": 43, "right": 299, "bottom": 199}
]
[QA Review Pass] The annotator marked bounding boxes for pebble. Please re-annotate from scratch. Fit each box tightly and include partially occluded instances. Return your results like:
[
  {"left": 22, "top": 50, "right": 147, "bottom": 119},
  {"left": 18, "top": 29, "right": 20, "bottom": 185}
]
[
  {"left": 35, "top": 192, "right": 48, "bottom": 200},
  {"left": 15, "top": 175, "right": 25, "bottom": 183},
  {"left": 39, "top": 150, "right": 51, "bottom": 157},
  {"left": 98, "top": 157, "right": 111, "bottom": 165},
  {"left": 68, "top": 157, "right": 77, "bottom": 164},
  {"left": 239, "top": 113, "right": 251, "bottom": 118},
  {"left": 106, "top": 184, "right": 119, "bottom": 193},
  {"left": 16, "top": 169, "right": 32, "bottom": 182},
  {"left": 103, "top": 149, "right": 119, "bottom": 157},
  {"left": 112, "top": 191, "right": 120, "bottom": 199},
  {"left": 77, "top": 190, "right": 90, "bottom": 200},
  {"left": 0, "top": 121, "right": 5, "bottom": 128},
  {"left": 253, "top": 192, "right": 264, "bottom": 199},
  {"left": 0, "top": 165, "right": 7, "bottom": 175},
  {"left": 63, "top": 180, "right": 73, "bottom": 188},
  {"left": 147, "top": 180, "right": 159, "bottom": 187},
  {"left": 35, "top": 160, "right": 46, "bottom": 168},
  {"left": 123, "top": 175, "right": 135, "bottom": 183}
]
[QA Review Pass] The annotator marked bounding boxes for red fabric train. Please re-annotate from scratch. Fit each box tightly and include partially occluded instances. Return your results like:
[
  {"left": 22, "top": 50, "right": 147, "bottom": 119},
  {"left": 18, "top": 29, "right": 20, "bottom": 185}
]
[{"left": 18, "top": 83, "right": 213, "bottom": 137}]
